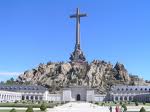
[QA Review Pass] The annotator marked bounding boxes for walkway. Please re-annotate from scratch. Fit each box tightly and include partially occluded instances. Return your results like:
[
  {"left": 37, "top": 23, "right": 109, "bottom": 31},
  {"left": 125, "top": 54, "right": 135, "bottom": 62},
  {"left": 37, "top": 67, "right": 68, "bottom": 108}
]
[{"left": 48, "top": 102, "right": 110, "bottom": 112}]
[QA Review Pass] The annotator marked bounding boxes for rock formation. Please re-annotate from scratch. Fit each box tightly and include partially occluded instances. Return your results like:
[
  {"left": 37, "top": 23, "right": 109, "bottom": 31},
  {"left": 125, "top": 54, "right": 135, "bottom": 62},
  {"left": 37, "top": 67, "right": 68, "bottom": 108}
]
[{"left": 16, "top": 60, "right": 146, "bottom": 93}]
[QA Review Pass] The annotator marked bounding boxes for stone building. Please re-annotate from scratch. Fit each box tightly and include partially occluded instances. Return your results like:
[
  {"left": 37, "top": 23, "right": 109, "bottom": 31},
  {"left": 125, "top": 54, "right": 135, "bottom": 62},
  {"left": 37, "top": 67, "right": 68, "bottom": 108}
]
[
  {"left": 0, "top": 85, "right": 106, "bottom": 102},
  {"left": 110, "top": 85, "right": 150, "bottom": 102},
  {"left": 0, "top": 85, "right": 47, "bottom": 102},
  {"left": 0, "top": 85, "right": 150, "bottom": 103}
]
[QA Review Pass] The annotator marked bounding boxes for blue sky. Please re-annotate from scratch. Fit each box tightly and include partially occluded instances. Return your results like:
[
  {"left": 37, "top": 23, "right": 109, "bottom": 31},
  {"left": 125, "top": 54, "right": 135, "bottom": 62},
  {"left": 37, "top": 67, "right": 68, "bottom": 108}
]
[{"left": 0, "top": 0, "right": 150, "bottom": 81}]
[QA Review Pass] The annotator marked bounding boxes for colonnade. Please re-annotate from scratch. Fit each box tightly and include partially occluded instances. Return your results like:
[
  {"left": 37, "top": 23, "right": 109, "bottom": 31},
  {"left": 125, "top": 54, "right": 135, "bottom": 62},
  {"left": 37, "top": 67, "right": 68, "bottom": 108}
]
[
  {"left": 22, "top": 95, "right": 43, "bottom": 101},
  {"left": 0, "top": 91, "right": 22, "bottom": 102},
  {"left": 113, "top": 95, "right": 134, "bottom": 101}
]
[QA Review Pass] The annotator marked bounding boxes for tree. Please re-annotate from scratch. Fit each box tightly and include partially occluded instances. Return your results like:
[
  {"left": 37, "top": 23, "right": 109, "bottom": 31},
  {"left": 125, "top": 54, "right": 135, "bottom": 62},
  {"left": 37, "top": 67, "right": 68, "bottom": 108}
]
[
  {"left": 5, "top": 77, "right": 16, "bottom": 85},
  {"left": 40, "top": 103, "right": 47, "bottom": 111},
  {"left": 101, "top": 102, "right": 105, "bottom": 106},
  {"left": 122, "top": 104, "right": 127, "bottom": 112},
  {"left": 143, "top": 102, "right": 146, "bottom": 105},
  {"left": 26, "top": 106, "right": 34, "bottom": 112},
  {"left": 139, "top": 107, "right": 146, "bottom": 112},
  {"left": 10, "top": 108, "right": 16, "bottom": 112}
]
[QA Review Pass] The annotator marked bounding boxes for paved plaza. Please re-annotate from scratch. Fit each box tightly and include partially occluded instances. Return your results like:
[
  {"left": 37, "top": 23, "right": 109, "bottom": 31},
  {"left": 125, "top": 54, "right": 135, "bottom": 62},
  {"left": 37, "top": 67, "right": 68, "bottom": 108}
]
[
  {"left": 0, "top": 102, "right": 150, "bottom": 112},
  {"left": 48, "top": 102, "right": 150, "bottom": 112},
  {"left": 48, "top": 102, "right": 110, "bottom": 112}
]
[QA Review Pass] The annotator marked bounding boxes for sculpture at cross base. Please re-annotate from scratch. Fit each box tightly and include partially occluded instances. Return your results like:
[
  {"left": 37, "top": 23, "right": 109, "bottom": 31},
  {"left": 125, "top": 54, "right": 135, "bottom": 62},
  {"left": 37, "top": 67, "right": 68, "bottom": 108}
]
[{"left": 69, "top": 8, "right": 87, "bottom": 63}]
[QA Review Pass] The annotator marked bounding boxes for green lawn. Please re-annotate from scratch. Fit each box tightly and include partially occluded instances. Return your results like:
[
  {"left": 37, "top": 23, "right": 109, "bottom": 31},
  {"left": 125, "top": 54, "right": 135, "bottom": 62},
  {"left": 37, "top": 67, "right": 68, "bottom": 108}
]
[
  {"left": 0, "top": 102, "right": 59, "bottom": 108},
  {"left": 0, "top": 110, "right": 42, "bottom": 112}
]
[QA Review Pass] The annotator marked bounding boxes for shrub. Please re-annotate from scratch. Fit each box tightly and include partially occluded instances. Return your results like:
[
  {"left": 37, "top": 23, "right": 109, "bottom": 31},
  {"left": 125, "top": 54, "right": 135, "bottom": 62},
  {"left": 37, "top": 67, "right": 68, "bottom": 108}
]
[
  {"left": 95, "top": 102, "right": 99, "bottom": 105},
  {"left": 114, "top": 101, "right": 117, "bottom": 104},
  {"left": 10, "top": 108, "right": 16, "bottom": 112},
  {"left": 61, "top": 102, "right": 65, "bottom": 105},
  {"left": 122, "top": 104, "right": 127, "bottom": 112},
  {"left": 101, "top": 102, "right": 105, "bottom": 106},
  {"left": 139, "top": 107, "right": 146, "bottom": 112},
  {"left": 40, "top": 103, "right": 47, "bottom": 111},
  {"left": 26, "top": 106, "right": 34, "bottom": 112},
  {"left": 22, "top": 101, "right": 26, "bottom": 104},
  {"left": 135, "top": 101, "right": 139, "bottom": 106},
  {"left": 14, "top": 100, "right": 18, "bottom": 103},
  {"left": 143, "top": 102, "right": 146, "bottom": 105}
]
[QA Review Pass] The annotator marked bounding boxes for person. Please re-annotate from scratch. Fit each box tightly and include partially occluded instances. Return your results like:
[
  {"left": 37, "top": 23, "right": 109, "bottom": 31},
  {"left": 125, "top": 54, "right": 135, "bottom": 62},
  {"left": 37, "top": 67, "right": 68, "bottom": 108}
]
[
  {"left": 115, "top": 106, "right": 120, "bottom": 112},
  {"left": 109, "top": 106, "right": 112, "bottom": 112}
]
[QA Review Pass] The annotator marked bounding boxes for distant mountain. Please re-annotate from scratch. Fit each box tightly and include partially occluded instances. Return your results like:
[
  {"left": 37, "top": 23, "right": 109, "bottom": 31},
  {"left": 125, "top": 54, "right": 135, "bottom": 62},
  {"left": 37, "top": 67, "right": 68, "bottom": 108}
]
[{"left": 16, "top": 60, "right": 147, "bottom": 93}]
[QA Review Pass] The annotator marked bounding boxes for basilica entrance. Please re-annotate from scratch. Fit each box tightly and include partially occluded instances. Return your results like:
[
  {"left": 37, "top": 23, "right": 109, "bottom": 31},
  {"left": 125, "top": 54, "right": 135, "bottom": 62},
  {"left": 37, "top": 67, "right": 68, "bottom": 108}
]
[{"left": 76, "top": 94, "right": 81, "bottom": 101}]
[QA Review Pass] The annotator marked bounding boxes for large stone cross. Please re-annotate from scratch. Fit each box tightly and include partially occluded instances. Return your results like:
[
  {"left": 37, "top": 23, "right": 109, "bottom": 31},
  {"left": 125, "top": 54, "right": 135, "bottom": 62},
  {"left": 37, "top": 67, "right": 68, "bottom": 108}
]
[{"left": 70, "top": 8, "right": 87, "bottom": 50}]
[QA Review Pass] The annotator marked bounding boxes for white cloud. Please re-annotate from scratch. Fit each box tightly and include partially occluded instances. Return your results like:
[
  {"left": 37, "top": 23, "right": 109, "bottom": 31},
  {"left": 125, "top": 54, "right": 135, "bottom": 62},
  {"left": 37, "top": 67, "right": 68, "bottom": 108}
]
[{"left": 0, "top": 72, "right": 22, "bottom": 76}]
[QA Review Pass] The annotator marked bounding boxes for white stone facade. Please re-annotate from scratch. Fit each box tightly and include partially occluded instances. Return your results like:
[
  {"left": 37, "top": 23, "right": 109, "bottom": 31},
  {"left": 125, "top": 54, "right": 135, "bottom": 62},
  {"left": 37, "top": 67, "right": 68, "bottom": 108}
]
[
  {"left": 62, "top": 87, "right": 106, "bottom": 102},
  {"left": 0, "top": 85, "right": 150, "bottom": 103},
  {"left": 110, "top": 85, "right": 150, "bottom": 102},
  {"left": 0, "top": 90, "right": 22, "bottom": 102}
]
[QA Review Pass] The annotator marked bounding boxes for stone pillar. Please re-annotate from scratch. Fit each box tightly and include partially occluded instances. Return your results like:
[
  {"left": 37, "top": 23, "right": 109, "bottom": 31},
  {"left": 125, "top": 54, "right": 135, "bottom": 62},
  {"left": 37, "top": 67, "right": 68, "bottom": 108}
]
[
  {"left": 38, "top": 96, "right": 40, "bottom": 101},
  {"left": 33, "top": 96, "right": 35, "bottom": 101},
  {"left": 113, "top": 96, "right": 115, "bottom": 102},
  {"left": 122, "top": 96, "right": 124, "bottom": 101},
  {"left": 118, "top": 96, "right": 120, "bottom": 101},
  {"left": 127, "top": 96, "right": 129, "bottom": 101}
]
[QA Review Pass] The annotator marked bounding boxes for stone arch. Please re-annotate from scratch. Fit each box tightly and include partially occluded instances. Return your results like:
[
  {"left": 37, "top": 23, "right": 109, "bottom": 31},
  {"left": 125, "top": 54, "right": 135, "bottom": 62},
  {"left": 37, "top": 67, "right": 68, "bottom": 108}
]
[
  {"left": 115, "top": 96, "right": 118, "bottom": 101},
  {"left": 76, "top": 94, "right": 81, "bottom": 101},
  {"left": 35, "top": 96, "right": 38, "bottom": 100},
  {"left": 31, "top": 96, "right": 33, "bottom": 100},
  {"left": 120, "top": 96, "right": 123, "bottom": 101},
  {"left": 26, "top": 96, "right": 29, "bottom": 100},
  {"left": 40, "top": 96, "right": 43, "bottom": 100},
  {"left": 129, "top": 96, "right": 132, "bottom": 101},
  {"left": 22, "top": 96, "right": 25, "bottom": 100},
  {"left": 124, "top": 96, "right": 127, "bottom": 101}
]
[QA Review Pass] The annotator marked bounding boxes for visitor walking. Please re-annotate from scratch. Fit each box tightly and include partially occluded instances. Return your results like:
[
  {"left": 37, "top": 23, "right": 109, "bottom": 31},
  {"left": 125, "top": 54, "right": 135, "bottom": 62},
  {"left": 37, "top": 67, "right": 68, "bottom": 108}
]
[
  {"left": 109, "top": 106, "right": 112, "bottom": 112},
  {"left": 115, "top": 106, "right": 120, "bottom": 112}
]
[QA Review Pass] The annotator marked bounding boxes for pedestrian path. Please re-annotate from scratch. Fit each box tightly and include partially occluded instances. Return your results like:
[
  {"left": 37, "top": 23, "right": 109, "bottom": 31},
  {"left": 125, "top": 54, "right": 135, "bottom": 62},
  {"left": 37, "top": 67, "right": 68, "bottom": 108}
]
[{"left": 48, "top": 102, "right": 110, "bottom": 112}]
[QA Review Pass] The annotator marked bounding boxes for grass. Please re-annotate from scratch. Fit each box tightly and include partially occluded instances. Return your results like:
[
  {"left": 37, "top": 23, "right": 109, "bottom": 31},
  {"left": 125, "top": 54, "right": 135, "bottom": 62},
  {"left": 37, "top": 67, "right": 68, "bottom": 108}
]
[
  {"left": 0, "top": 110, "right": 42, "bottom": 112},
  {"left": 0, "top": 102, "right": 60, "bottom": 108}
]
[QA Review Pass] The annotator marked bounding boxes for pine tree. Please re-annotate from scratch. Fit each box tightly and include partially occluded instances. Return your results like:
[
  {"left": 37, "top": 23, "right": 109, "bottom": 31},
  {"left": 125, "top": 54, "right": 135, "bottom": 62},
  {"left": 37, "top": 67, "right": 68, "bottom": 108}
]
[
  {"left": 40, "top": 103, "right": 47, "bottom": 111},
  {"left": 139, "top": 107, "right": 146, "bottom": 112}
]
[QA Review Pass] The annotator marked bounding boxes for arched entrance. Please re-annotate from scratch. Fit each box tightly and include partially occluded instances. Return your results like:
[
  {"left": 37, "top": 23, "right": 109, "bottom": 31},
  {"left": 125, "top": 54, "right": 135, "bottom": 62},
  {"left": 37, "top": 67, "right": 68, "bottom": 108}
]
[{"left": 76, "top": 94, "right": 81, "bottom": 101}]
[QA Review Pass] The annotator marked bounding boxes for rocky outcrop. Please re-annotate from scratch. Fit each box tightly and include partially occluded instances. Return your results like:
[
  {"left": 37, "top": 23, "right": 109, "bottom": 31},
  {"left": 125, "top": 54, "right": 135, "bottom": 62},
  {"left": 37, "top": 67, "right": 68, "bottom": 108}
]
[{"left": 17, "top": 60, "right": 145, "bottom": 93}]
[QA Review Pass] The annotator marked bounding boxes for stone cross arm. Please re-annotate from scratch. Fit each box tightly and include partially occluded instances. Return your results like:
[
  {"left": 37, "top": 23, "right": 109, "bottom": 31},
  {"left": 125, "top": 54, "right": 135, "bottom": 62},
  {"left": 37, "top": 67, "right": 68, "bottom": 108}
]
[{"left": 70, "top": 14, "right": 87, "bottom": 18}]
